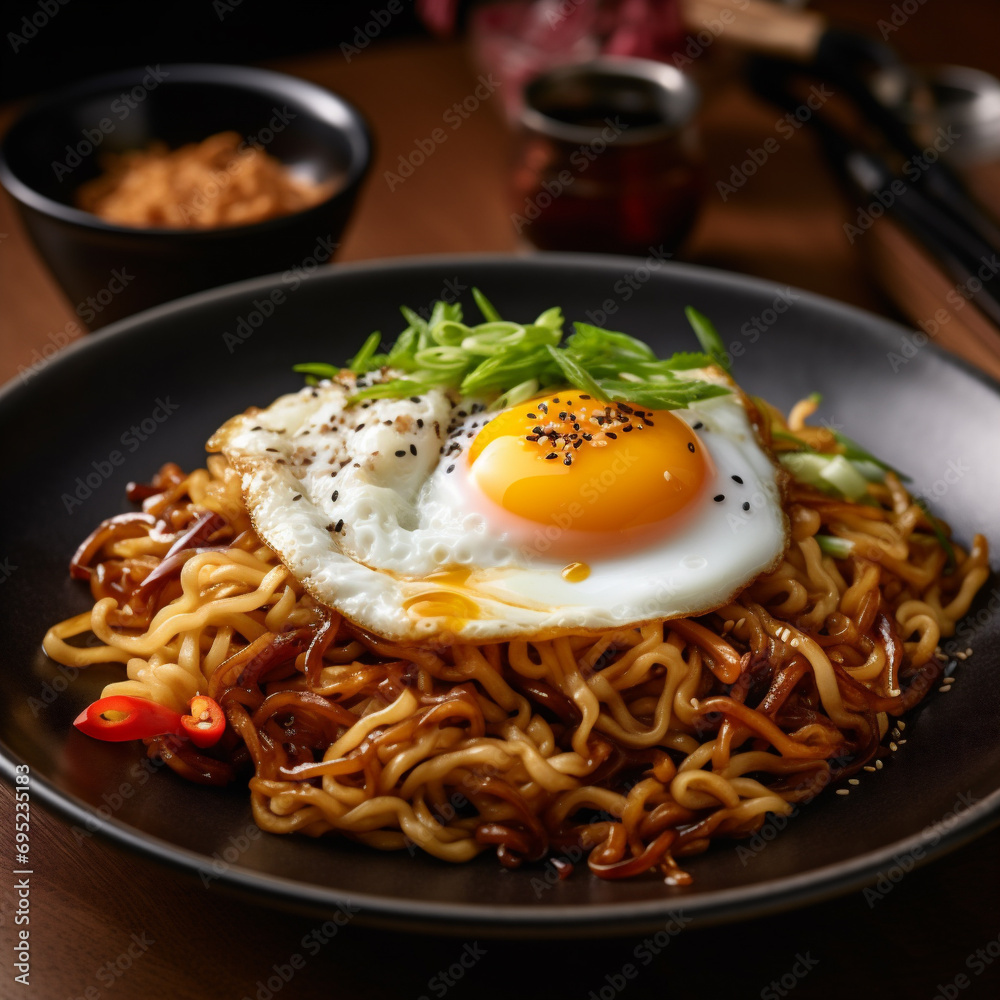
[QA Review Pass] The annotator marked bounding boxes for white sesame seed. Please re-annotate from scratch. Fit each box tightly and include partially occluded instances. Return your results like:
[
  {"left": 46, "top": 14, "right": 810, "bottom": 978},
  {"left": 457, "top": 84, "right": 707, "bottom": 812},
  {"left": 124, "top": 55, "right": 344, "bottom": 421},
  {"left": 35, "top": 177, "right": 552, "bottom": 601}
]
[
  {"left": 955, "top": 651, "right": 967, "bottom": 661},
  {"left": 863, "top": 766, "right": 877, "bottom": 773},
  {"left": 898, "top": 739, "right": 907, "bottom": 745},
  {"left": 889, "top": 742, "right": 898, "bottom": 752},
  {"left": 663, "top": 470, "right": 672, "bottom": 481},
  {"left": 836, "top": 789, "right": 850, "bottom": 796},
  {"left": 736, "top": 618, "right": 746, "bottom": 629},
  {"left": 897, "top": 720, "right": 906, "bottom": 731},
  {"left": 939, "top": 685, "right": 953, "bottom": 692},
  {"left": 965, "top": 647, "right": 973, "bottom": 657},
  {"left": 848, "top": 778, "right": 860, "bottom": 786},
  {"left": 723, "top": 619, "right": 735, "bottom": 633},
  {"left": 875, "top": 759, "right": 884, "bottom": 770}
]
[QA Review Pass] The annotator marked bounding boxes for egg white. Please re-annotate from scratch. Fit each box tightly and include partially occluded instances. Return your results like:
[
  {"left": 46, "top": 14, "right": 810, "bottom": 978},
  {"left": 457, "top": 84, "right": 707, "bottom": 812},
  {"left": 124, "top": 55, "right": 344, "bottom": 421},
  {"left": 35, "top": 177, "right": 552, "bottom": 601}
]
[{"left": 208, "top": 370, "right": 789, "bottom": 642}]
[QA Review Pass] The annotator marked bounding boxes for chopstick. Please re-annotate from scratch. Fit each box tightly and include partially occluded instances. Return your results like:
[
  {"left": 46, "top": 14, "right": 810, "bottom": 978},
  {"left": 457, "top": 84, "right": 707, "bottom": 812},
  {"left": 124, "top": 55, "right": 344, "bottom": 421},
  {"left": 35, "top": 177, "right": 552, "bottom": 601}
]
[
  {"left": 684, "top": 0, "right": 1000, "bottom": 254},
  {"left": 681, "top": 0, "right": 826, "bottom": 62},
  {"left": 748, "top": 57, "right": 1000, "bottom": 334}
]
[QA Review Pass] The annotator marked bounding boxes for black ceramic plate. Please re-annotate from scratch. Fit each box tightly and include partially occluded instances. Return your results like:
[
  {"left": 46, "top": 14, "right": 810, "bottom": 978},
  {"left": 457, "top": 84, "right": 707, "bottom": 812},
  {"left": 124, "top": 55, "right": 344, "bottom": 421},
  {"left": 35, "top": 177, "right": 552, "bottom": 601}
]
[{"left": 1, "top": 254, "right": 998, "bottom": 936}]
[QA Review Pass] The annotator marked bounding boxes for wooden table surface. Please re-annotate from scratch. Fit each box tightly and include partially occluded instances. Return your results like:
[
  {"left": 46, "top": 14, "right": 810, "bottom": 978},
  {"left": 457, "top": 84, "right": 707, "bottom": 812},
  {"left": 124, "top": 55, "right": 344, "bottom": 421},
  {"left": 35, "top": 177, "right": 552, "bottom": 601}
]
[{"left": 2, "top": 4, "right": 999, "bottom": 998}]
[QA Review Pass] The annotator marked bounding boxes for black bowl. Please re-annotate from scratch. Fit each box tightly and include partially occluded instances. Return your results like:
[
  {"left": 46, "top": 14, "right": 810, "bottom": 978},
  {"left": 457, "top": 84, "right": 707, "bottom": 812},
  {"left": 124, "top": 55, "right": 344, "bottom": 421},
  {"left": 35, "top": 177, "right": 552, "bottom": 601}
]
[{"left": 0, "top": 62, "right": 372, "bottom": 329}]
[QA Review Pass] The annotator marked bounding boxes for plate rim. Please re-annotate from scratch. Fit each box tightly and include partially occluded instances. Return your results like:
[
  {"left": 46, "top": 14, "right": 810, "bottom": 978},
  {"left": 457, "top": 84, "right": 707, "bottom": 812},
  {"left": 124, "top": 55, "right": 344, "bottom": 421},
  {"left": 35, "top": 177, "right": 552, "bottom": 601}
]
[{"left": 3, "top": 250, "right": 999, "bottom": 935}]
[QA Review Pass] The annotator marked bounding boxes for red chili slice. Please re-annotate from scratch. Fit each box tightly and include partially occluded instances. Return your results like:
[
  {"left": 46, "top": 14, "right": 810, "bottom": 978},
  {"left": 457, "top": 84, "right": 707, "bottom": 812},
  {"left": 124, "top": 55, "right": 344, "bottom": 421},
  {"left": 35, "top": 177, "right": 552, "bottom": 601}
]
[{"left": 73, "top": 694, "right": 226, "bottom": 748}]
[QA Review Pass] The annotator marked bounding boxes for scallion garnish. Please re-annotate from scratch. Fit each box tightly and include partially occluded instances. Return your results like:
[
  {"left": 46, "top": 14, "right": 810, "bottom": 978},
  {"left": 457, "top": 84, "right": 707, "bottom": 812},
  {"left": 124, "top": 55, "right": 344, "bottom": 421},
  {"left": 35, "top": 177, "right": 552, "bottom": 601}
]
[{"left": 295, "top": 290, "right": 731, "bottom": 410}]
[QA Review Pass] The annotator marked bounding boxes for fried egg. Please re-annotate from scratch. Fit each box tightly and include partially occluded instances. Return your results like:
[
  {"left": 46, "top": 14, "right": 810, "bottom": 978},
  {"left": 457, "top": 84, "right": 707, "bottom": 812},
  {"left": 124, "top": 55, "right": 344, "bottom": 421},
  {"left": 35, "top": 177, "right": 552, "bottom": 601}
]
[{"left": 208, "top": 369, "right": 789, "bottom": 642}]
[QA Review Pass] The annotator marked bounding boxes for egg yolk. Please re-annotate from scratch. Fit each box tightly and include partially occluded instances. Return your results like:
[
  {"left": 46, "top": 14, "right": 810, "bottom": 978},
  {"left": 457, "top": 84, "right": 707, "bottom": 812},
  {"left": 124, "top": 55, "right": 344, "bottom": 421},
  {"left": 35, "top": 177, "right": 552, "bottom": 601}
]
[{"left": 468, "top": 393, "right": 711, "bottom": 552}]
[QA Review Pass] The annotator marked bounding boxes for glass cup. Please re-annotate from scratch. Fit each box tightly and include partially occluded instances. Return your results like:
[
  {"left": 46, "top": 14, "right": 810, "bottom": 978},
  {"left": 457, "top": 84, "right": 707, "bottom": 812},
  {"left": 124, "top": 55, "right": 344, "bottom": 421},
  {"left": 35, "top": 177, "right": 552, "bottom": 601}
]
[{"left": 511, "top": 57, "right": 704, "bottom": 255}]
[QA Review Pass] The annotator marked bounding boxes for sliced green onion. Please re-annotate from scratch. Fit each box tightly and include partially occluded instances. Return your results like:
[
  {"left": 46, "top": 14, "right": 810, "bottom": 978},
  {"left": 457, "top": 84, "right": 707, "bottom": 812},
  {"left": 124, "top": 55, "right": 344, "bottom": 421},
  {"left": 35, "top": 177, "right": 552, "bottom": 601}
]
[
  {"left": 684, "top": 307, "right": 730, "bottom": 373},
  {"left": 292, "top": 362, "right": 341, "bottom": 379},
  {"left": 833, "top": 430, "right": 911, "bottom": 481},
  {"left": 779, "top": 452, "right": 869, "bottom": 500},
  {"left": 546, "top": 345, "right": 610, "bottom": 402},
  {"left": 299, "top": 296, "right": 731, "bottom": 410},
  {"left": 472, "top": 286, "right": 501, "bottom": 323},
  {"left": 913, "top": 497, "right": 956, "bottom": 571},
  {"left": 816, "top": 534, "right": 855, "bottom": 559}
]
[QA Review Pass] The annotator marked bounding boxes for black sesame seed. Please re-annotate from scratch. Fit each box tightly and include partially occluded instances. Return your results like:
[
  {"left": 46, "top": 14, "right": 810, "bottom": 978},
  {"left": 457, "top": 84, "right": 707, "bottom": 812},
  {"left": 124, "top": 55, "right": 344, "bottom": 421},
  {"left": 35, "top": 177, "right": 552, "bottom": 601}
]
[
  {"left": 527, "top": 413, "right": 537, "bottom": 419},
  {"left": 742, "top": 501, "right": 750, "bottom": 511},
  {"left": 355, "top": 423, "right": 365, "bottom": 432},
  {"left": 545, "top": 453, "right": 558, "bottom": 460},
  {"left": 410, "top": 396, "right": 422, "bottom": 403},
  {"left": 265, "top": 447, "right": 278, "bottom": 452},
  {"left": 417, "top": 418, "right": 424, "bottom": 428},
  {"left": 332, "top": 490, "right": 339, "bottom": 501},
  {"left": 409, "top": 444, "right": 417, "bottom": 456},
  {"left": 446, "top": 464, "right": 455, "bottom": 474},
  {"left": 563, "top": 456, "right": 572, "bottom": 466},
  {"left": 335, "top": 519, "right": 344, "bottom": 532},
  {"left": 251, "top": 425, "right": 262, "bottom": 431},
  {"left": 292, "top": 494, "right": 302, "bottom": 501},
  {"left": 606, "top": 432, "right": 617, "bottom": 440},
  {"left": 395, "top": 450, "right": 406, "bottom": 457},
  {"left": 732, "top": 475, "right": 744, "bottom": 484},
  {"left": 325, "top": 523, "right": 336, "bottom": 531},
  {"left": 714, "top": 495, "right": 725, "bottom": 502},
  {"left": 687, "top": 442, "right": 696, "bottom": 453},
  {"left": 582, "top": 433, "right": 592, "bottom": 441},
  {"left": 552, "top": 397, "right": 560, "bottom": 403},
  {"left": 559, "top": 411, "right": 568, "bottom": 420},
  {"left": 538, "top": 402, "right": 548, "bottom": 412},
  {"left": 618, "top": 403, "right": 634, "bottom": 414},
  {"left": 622, "top": 425, "right": 633, "bottom": 433},
  {"left": 526, "top": 434, "right": 539, "bottom": 442},
  {"left": 579, "top": 394, "right": 591, "bottom": 400},
  {"left": 693, "top": 421, "right": 704, "bottom": 430}
]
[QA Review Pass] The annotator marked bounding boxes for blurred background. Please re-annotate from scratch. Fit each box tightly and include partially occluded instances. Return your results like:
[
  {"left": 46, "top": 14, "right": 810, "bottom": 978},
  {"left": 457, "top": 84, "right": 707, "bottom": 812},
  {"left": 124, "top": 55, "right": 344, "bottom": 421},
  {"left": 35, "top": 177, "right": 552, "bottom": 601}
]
[{"left": 4, "top": 0, "right": 1000, "bottom": 375}]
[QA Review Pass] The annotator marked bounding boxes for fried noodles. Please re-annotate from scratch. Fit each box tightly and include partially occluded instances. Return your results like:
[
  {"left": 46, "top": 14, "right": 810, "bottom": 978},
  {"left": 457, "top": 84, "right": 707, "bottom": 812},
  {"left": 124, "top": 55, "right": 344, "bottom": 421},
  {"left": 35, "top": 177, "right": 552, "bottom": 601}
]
[{"left": 43, "top": 406, "right": 990, "bottom": 881}]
